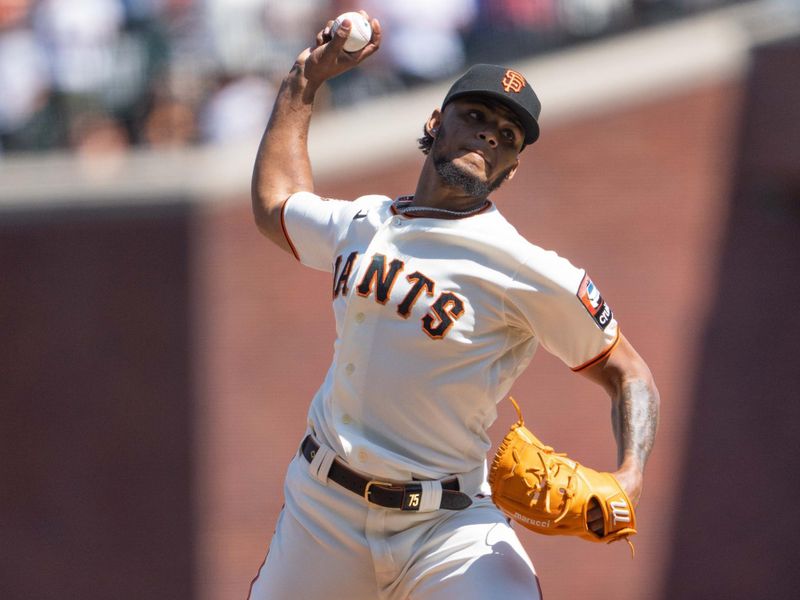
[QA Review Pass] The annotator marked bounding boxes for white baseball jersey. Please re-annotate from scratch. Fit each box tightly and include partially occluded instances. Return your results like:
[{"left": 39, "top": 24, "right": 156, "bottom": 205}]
[{"left": 281, "top": 191, "right": 619, "bottom": 485}]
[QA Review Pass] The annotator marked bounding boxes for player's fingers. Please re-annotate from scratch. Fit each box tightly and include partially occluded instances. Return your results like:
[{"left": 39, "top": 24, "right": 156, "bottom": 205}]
[
  {"left": 587, "top": 504, "right": 604, "bottom": 535},
  {"left": 587, "top": 506, "right": 602, "bottom": 521},
  {"left": 314, "top": 20, "right": 335, "bottom": 48},
  {"left": 589, "top": 519, "right": 605, "bottom": 535},
  {"left": 324, "top": 17, "right": 350, "bottom": 55},
  {"left": 356, "top": 17, "right": 382, "bottom": 59},
  {"left": 370, "top": 17, "right": 382, "bottom": 48}
]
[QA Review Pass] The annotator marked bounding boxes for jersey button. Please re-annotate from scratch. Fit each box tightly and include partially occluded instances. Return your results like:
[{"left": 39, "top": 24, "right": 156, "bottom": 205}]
[
  {"left": 354, "top": 312, "right": 365, "bottom": 323},
  {"left": 393, "top": 218, "right": 403, "bottom": 226},
  {"left": 345, "top": 363, "right": 355, "bottom": 375}
]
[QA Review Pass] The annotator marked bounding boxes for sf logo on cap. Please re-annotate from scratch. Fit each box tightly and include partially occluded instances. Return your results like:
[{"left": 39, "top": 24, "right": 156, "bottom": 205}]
[{"left": 502, "top": 69, "right": 526, "bottom": 93}]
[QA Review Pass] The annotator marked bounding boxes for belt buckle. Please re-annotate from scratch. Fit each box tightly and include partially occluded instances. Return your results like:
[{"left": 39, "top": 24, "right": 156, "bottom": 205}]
[{"left": 364, "top": 480, "right": 392, "bottom": 505}]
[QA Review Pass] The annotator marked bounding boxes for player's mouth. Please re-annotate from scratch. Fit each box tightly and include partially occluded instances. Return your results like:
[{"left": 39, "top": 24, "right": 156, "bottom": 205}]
[{"left": 461, "top": 149, "right": 492, "bottom": 169}]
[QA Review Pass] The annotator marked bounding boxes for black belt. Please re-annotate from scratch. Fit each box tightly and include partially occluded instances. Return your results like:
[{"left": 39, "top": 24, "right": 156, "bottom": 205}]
[{"left": 301, "top": 435, "right": 472, "bottom": 511}]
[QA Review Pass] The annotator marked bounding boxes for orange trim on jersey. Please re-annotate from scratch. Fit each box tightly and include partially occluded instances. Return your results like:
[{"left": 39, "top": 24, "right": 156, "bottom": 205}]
[
  {"left": 472, "top": 201, "right": 494, "bottom": 217},
  {"left": 280, "top": 198, "right": 301, "bottom": 261},
  {"left": 571, "top": 328, "right": 622, "bottom": 372}
]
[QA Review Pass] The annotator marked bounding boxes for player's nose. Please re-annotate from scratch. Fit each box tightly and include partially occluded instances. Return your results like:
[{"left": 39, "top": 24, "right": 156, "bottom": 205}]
[{"left": 478, "top": 130, "right": 498, "bottom": 148}]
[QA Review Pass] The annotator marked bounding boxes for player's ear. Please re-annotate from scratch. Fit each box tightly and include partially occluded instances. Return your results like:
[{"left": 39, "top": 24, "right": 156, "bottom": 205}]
[{"left": 426, "top": 109, "right": 442, "bottom": 137}]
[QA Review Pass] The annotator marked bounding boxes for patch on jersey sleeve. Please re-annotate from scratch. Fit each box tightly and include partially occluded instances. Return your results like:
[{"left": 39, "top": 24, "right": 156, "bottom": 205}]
[{"left": 577, "top": 273, "right": 613, "bottom": 330}]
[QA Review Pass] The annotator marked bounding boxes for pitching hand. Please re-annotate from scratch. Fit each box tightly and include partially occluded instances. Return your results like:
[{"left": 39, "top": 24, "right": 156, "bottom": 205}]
[{"left": 296, "top": 11, "right": 381, "bottom": 91}]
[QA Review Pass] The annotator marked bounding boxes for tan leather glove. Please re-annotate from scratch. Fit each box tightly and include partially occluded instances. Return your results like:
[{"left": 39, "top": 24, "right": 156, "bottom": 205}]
[{"left": 489, "top": 398, "right": 637, "bottom": 552}]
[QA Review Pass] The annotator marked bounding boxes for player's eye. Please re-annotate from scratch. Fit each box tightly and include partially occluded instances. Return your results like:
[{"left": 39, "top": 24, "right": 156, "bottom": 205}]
[
  {"left": 502, "top": 129, "right": 516, "bottom": 142},
  {"left": 467, "top": 109, "right": 483, "bottom": 120}
]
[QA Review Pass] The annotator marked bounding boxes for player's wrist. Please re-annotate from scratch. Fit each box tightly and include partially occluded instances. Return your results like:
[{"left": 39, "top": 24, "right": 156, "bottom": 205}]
[
  {"left": 618, "top": 452, "right": 645, "bottom": 475},
  {"left": 281, "top": 50, "right": 321, "bottom": 104},
  {"left": 285, "top": 63, "right": 320, "bottom": 105}
]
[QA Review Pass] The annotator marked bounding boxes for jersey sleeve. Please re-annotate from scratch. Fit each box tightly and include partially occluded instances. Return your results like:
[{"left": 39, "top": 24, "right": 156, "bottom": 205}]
[
  {"left": 280, "top": 191, "right": 357, "bottom": 272},
  {"left": 504, "top": 249, "right": 620, "bottom": 371}
]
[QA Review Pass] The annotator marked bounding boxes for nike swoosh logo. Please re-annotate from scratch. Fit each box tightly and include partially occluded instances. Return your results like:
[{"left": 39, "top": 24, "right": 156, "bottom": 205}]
[{"left": 353, "top": 210, "right": 367, "bottom": 220}]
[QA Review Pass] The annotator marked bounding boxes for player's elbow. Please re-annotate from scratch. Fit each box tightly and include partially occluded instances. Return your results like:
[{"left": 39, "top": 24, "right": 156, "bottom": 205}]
[
  {"left": 251, "top": 188, "right": 282, "bottom": 237},
  {"left": 596, "top": 335, "right": 657, "bottom": 398}
]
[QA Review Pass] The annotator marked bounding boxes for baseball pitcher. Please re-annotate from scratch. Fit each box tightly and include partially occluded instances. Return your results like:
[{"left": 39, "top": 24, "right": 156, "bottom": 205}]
[{"left": 248, "top": 10, "right": 660, "bottom": 599}]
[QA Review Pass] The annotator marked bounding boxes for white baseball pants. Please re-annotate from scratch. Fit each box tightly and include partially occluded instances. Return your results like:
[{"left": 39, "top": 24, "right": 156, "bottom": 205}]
[{"left": 248, "top": 450, "right": 542, "bottom": 600}]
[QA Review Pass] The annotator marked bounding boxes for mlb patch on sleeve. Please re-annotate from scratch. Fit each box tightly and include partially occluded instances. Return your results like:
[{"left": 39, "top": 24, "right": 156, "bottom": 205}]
[{"left": 577, "top": 273, "right": 613, "bottom": 330}]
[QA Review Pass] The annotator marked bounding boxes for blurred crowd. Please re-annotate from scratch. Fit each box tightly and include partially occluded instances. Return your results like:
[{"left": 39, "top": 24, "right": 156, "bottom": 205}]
[{"left": 0, "top": 0, "right": 749, "bottom": 156}]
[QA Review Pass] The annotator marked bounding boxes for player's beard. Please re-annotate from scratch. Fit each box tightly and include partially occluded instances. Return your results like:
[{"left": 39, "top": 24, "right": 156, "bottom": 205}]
[{"left": 432, "top": 128, "right": 514, "bottom": 200}]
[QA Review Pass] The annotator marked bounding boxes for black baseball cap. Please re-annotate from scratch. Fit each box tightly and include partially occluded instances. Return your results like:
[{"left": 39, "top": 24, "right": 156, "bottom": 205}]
[{"left": 442, "top": 64, "right": 541, "bottom": 145}]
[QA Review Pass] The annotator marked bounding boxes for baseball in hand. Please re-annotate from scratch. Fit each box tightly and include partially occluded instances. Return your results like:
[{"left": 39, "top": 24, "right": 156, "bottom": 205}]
[{"left": 331, "top": 12, "right": 372, "bottom": 52}]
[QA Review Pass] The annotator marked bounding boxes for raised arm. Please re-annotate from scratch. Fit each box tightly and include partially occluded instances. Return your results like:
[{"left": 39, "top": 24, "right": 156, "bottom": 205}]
[
  {"left": 251, "top": 13, "right": 381, "bottom": 252},
  {"left": 580, "top": 334, "right": 660, "bottom": 508}
]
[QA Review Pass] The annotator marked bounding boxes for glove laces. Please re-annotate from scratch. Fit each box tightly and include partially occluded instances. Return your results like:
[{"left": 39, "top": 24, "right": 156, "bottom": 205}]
[{"left": 510, "top": 397, "right": 578, "bottom": 523}]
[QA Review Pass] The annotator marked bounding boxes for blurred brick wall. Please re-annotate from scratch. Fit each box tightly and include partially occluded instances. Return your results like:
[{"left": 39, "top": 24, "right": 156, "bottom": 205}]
[
  {"left": 663, "top": 35, "right": 800, "bottom": 600},
  {"left": 0, "top": 205, "right": 195, "bottom": 600}
]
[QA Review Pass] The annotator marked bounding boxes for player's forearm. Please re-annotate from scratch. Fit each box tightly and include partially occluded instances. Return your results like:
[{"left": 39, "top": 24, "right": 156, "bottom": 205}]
[
  {"left": 580, "top": 336, "right": 660, "bottom": 505},
  {"left": 251, "top": 66, "right": 319, "bottom": 246},
  {"left": 581, "top": 334, "right": 660, "bottom": 497},
  {"left": 611, "top": 373, "right": 660, "bottom": 471}
]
